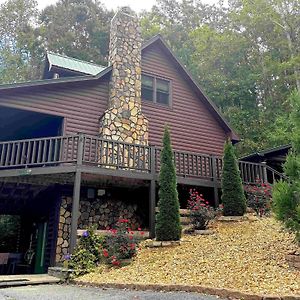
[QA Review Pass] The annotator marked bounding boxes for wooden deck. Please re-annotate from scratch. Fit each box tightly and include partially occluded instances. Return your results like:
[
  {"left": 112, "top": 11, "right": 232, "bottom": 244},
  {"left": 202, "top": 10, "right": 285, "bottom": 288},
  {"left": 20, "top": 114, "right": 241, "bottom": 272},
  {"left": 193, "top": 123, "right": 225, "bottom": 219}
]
[
  {"left": 0, "top": 133, "right": 286, "bottom": 253},
  {"left": 0, "top": 133, "right": 283, "bottom": 184}
]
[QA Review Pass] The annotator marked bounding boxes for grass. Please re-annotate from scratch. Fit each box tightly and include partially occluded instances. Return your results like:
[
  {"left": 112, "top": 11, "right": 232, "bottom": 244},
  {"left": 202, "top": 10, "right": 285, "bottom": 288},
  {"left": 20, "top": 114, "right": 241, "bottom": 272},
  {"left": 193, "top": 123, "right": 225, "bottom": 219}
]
[{"left": 77, "top": 217, "right": 300, "bottom": 296}]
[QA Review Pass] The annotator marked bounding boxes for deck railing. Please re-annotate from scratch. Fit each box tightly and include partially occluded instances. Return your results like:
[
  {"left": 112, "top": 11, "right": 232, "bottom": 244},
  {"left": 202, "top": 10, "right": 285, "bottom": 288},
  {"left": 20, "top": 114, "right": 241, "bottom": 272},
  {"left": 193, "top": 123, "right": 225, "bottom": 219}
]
[
  {"left": 0, "top": 135, "right": 78, "bottom": 168},
  {"left": 0, "top": 134, "right": 284, "bottom": 184}
]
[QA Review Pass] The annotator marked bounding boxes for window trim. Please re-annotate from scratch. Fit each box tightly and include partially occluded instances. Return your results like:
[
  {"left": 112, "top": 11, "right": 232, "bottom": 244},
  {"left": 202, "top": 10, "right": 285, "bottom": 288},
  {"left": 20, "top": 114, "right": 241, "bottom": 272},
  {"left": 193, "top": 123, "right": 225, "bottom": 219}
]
[{"left": 141, "top": 73, "right": 172, "bottom": 108}]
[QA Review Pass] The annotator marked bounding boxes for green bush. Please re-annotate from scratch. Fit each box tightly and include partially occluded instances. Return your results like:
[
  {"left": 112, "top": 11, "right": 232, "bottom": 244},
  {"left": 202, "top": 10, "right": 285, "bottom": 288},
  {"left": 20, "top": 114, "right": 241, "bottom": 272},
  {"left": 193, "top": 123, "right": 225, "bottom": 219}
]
[
  {"left": 272, "top": 91, "right": 300, "bottom": 243},
  {"left": 67, "top": 226, "right": 104, "bottom": 276},
  {"left": 0, "top": 215, "right": 20, "bottom": 252},
  {"left": 221, "top": 139, "right": 246, "bottom": 216},
  {"left": 155, "top": 126, "right": 181, "bottom": 241}
]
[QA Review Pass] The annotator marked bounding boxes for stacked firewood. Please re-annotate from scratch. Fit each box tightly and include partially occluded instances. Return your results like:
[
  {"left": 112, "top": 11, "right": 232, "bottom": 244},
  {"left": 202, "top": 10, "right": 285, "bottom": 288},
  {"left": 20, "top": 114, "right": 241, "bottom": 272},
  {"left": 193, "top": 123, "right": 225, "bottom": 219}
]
[{"left": 78, "top": 199, "right": 142, "bottom": 230}]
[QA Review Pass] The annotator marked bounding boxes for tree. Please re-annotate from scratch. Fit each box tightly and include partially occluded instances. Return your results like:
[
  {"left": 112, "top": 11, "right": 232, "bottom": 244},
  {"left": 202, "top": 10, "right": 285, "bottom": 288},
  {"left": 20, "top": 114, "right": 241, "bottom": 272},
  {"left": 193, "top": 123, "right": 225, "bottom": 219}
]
[
  {"left": 273, "top": 91, "right": 300, "bottom": 243},
  {"left": 221, "top": 140, "right": 246, "bottom": 216},
  {"left": 39, "top": 0, "right": 113, "bottom": 66},
  {"left": 155, "top": 126, "right": 181, "bottom": 241},
  {"left": 0, "top": 0, "right": 40, "bottom": 84}
]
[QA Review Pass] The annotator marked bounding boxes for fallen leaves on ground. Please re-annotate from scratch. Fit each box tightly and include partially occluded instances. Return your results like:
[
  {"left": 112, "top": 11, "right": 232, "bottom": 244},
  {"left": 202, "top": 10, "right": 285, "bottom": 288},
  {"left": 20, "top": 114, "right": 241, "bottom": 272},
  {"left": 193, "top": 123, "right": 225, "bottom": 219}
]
[{"left": 77, "top": 217, "right": 300, "bottom": 296}]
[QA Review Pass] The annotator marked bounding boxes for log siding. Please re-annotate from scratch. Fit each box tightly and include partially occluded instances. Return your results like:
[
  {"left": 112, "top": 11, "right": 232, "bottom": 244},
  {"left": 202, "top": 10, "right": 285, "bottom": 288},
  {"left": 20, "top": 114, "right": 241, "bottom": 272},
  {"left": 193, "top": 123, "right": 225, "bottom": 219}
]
[{"left": 0, "top": 44, "right": 228, "bottom": 156}]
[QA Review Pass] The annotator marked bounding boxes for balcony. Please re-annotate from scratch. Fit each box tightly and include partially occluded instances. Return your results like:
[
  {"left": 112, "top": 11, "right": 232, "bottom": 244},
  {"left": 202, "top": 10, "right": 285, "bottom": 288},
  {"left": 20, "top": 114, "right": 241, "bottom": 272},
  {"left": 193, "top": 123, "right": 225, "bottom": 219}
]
[{"left": 0, "top": 134, "right": 284, "bottom": 184}]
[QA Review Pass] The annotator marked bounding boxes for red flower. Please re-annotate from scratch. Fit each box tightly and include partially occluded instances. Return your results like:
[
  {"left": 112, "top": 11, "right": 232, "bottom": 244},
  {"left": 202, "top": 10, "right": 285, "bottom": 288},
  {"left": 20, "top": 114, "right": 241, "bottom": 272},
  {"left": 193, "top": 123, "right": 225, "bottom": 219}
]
[
  {"left": 103, "top": 249, "right": 109, "bottom": 258},
  {"left": 112, "top": 260, "right": 120, "bottom": 266},
  {"left": 138, "top": 227, "right": 142, "bottom": 231}
]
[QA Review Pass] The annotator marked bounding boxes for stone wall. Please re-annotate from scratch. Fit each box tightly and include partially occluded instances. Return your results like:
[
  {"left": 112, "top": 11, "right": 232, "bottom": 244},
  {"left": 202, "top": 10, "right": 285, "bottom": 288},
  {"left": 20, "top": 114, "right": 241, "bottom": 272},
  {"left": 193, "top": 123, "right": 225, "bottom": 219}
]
[
  {"left": 78, "top": 199, "right": 142, "bottom": 230},
  {"left": 99, "top": 7, "right": 148, "bottom": 146},
  {"left": 55, "top": 196, "right": 72, "bottom": 263},
  {"left": 55, "top": 194, "right": 144, "bottom": 263}
]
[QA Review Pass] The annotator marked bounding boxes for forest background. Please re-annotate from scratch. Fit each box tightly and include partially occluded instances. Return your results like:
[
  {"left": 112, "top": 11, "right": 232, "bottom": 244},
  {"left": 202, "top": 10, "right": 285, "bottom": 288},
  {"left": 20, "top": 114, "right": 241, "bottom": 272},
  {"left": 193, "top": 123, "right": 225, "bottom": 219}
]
[{"left": 0, "top": 0, "right": 299, "bottom": 156}]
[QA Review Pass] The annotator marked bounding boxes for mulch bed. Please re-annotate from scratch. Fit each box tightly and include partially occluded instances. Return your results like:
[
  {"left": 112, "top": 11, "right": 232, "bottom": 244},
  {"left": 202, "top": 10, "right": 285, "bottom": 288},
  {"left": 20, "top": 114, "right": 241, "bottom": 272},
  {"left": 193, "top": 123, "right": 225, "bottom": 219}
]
[{"left": 77, "top": 217, "right": 300, "bottom": 297}]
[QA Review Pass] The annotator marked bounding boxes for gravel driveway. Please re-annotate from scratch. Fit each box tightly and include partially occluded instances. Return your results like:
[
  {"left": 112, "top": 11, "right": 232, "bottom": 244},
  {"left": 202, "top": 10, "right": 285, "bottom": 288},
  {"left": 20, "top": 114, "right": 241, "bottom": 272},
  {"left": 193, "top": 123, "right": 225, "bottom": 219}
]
[{"left": 0, "top": 284, "right": 221, "bottom": 300}]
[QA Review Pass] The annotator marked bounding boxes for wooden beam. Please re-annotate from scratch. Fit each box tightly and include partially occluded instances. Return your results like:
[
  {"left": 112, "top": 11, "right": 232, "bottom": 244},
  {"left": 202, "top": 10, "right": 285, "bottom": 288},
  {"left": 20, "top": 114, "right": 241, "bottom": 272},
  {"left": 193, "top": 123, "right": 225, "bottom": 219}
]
[{"left": 0, "top": 165, "right": 76, "bottom": 178}]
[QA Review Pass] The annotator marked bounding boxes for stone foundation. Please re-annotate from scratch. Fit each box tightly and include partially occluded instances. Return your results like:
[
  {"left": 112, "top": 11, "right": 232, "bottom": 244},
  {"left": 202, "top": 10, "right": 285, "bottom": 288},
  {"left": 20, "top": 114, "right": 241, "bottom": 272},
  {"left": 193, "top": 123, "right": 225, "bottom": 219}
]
[
  {"left": 55, "top": 194, "right": 144, "bottom": 263},
  {"left": 78, "top": 198, "right": 142, "bottom": 230}
]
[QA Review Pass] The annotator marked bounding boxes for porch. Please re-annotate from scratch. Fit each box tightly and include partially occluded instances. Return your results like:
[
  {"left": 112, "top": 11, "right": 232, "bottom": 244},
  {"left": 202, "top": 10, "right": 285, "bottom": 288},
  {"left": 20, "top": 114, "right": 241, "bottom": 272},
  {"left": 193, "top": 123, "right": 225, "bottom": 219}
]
[{"left": 0, "top": 134, "right": 284, "bottom": 258}]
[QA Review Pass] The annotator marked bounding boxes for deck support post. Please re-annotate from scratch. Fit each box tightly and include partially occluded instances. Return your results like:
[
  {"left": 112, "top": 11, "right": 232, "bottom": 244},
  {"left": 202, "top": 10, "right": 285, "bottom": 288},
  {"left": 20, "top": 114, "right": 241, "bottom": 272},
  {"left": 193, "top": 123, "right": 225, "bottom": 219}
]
[
  {"left": 149, "top": 146, "right": 156, "bottom": 239},
  {"left": 211, "top": 155, "right": 219, "bottom": 207},
  {"left": 149, "top": 179, "right": 156, "bottom": 238},
  {"left": 70, "top": 170, "right": 81, "bottom": 254},
  {"left": 69, "top": 133, "right": 84, "bottom": 254}
]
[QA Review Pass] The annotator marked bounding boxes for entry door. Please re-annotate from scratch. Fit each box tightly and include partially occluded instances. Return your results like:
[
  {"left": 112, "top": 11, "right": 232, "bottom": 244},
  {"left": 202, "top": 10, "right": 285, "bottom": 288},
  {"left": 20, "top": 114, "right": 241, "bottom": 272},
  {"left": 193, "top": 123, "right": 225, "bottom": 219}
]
[{"left": 34, "top": 221, "right": 48, "bottom": 274}]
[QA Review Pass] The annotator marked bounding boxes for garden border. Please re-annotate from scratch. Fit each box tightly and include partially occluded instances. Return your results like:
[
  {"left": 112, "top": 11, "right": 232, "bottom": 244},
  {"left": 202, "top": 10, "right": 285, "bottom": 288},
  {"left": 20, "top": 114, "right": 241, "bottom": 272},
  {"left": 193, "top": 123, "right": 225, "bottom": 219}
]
[{"left": 74, "top": 281, "right": 300, "bottom": 300}]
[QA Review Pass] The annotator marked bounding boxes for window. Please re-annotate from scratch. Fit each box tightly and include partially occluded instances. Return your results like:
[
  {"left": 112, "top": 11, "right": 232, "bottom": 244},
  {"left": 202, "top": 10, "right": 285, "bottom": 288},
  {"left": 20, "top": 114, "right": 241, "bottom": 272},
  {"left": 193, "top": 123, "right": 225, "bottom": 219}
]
[{"left": 141, "top": 74, "right": 170, "bottom": 106}]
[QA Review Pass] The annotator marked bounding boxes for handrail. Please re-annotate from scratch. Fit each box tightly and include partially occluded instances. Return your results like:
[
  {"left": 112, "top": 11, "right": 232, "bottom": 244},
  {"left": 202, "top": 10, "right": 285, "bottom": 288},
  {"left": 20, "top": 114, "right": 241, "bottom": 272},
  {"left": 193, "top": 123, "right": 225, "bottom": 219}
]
[{"left": 265, "top": 165, "right": 287, "bottom": 182}]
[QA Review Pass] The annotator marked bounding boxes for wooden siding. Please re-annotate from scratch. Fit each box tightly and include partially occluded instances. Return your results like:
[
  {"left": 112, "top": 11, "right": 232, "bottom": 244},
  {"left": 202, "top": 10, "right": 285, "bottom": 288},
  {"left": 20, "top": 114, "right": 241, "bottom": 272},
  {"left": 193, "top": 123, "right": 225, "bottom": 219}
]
[
  {"left": 141, "top": 43, "right": 227, "bottom": 156},
  {"left": 0, "top": 44, "right": 228, "bottom": 156},
  {"left": 0, "top": 78, "right": 109, "bottom": 136}
]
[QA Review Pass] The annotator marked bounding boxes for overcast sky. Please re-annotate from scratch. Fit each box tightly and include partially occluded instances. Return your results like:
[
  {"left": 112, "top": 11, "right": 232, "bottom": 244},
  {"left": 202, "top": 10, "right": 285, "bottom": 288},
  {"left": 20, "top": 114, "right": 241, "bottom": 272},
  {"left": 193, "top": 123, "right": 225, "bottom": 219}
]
[{"left": 1, "top": 0, "right": 217, "bottom": 12}]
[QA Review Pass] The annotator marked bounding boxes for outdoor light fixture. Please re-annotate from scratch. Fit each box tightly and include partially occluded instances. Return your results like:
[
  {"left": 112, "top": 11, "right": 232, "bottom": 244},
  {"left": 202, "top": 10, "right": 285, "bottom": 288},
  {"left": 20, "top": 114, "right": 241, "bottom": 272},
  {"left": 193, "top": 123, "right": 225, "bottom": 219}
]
[{"left": 97, "top": 189, "right": 105, "bottom": 196}]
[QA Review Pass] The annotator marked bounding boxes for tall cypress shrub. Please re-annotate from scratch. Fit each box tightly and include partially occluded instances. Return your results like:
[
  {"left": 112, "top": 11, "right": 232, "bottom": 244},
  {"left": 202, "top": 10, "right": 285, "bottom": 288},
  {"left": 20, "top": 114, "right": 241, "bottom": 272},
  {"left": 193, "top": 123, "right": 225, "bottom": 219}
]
[
  {"left": 221, "top": 139, "right": 246, "bottom": 216},
  {"left": 155, "top": 126, "right": 181, "bottom": 241}
]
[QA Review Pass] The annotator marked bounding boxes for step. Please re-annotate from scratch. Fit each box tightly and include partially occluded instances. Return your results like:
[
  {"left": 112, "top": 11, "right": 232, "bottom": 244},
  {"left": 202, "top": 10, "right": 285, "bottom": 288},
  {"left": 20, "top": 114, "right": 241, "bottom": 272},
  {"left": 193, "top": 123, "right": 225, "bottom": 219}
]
[{"left": 0, "top": 274, "right": 60, "bottom": 288}]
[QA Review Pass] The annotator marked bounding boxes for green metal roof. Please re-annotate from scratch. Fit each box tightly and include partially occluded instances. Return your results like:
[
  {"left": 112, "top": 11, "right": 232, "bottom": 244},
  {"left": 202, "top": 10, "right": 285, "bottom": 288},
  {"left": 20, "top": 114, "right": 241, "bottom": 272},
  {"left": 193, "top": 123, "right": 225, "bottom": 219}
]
[{"left": 47, "top": 52, "right": 107, "bottom": 75}]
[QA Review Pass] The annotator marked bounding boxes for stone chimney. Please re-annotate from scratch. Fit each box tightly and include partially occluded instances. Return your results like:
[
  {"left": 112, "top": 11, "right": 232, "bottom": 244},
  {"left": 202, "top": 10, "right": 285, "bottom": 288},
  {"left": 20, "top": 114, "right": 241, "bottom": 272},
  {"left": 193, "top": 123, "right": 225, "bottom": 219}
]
[{"left": 99, "top": 7, "right": 148, "bottom": 145}]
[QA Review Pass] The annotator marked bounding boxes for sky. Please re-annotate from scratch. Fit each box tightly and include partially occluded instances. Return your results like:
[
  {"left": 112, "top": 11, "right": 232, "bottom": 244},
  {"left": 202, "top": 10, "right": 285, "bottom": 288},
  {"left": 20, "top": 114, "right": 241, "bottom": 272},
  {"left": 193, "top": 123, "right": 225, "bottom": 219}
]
[{"left": 0, "top": 0, "right": 217, "bottom": 12}]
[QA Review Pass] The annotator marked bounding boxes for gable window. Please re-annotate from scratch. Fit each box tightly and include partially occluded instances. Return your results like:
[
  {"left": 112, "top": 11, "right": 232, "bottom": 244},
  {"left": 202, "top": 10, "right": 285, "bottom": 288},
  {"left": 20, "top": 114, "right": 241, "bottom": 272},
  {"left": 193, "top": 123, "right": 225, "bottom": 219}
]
[{"left": 141, "top": 74, "right": 170, "bottom": 106}]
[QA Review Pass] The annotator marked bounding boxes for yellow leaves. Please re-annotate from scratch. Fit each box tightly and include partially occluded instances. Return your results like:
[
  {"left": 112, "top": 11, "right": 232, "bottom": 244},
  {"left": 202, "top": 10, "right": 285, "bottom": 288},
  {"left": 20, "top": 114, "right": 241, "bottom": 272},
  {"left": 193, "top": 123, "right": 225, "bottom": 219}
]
[{"left": 78, "top": 217, "right": 300, "bottom": 296}]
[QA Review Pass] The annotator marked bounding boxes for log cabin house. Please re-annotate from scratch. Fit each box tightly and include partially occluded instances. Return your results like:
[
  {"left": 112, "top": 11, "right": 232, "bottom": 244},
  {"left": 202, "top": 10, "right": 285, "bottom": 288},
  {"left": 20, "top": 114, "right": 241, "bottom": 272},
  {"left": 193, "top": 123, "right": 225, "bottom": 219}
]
[{"left": 0, "top": 7, "right": 272, "bottom": 274}]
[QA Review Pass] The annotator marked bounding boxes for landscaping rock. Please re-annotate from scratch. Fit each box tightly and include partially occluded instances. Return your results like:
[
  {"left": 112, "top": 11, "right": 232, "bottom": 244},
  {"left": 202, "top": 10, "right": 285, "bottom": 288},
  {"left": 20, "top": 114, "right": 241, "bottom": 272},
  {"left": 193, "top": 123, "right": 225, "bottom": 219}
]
[
  {"left": 194, "top": 230, "right": 215, "bottom": 235},
  {"left": 48, "top": 267, "right": 74, "bottom": 281},
  {"left": 286, "top": 252, "right": 300, "bottom": 270},
  {"left": 218, "top": 216, "right": 246, "bottom": 222},
  {"left": 145, "top": 240, "right": 181, "bottom": 248}
]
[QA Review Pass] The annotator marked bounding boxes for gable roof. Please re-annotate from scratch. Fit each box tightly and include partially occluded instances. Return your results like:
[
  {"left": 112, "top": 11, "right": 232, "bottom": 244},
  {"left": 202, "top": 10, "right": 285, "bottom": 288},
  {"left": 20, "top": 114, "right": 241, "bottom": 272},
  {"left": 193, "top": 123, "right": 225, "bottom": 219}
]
[
  {"left": 0, "top": 35, "right": 239, "bottom": 142},
  {"left": 142, "top": 35, "right": 239, "bottom": 142},
  {"left": 240, "top": 144, "right": 291, "bottom": 161},
  {"left": 46, "top": 52, "right": 107, "bottom": 75}
]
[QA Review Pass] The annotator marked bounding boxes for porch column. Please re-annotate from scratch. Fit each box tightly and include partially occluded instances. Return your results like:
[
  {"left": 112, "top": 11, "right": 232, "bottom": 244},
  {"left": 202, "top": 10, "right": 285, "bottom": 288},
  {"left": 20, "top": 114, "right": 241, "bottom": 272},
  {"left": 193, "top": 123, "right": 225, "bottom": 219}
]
[{"left": 69, "top": 170, "right": 81, "bottom": 254}]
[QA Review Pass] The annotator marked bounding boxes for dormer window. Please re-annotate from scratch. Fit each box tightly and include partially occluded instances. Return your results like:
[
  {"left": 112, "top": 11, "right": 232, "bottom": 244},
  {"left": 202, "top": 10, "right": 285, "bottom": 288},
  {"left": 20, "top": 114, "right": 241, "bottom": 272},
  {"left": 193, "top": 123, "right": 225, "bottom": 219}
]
[{"left": 142, "top": 74, "right": 170, "bottom": 106}]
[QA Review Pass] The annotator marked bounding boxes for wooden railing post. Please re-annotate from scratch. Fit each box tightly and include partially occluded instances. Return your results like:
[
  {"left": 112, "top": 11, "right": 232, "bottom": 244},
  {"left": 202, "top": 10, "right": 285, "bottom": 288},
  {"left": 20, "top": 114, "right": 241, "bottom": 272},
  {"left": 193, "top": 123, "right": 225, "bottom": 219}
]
[
  {"left": 261, "top": 162, "right": 268, "bottom": 183},
  {"left": 149, "top": 145, "right": 156, "bottom": 239},
  {"left": 211, "top": 155, "right": 219, "bottom": 207},
  {"left": 76, "top": 133, "right": 84, "bottom": 165}
]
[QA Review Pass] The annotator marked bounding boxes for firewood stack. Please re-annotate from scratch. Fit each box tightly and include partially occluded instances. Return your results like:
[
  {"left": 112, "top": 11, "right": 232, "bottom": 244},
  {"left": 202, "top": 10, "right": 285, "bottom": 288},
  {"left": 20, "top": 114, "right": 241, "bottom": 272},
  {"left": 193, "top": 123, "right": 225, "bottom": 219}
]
[{"left": 78, "top": 199, "right": 142, "bottom": 230}]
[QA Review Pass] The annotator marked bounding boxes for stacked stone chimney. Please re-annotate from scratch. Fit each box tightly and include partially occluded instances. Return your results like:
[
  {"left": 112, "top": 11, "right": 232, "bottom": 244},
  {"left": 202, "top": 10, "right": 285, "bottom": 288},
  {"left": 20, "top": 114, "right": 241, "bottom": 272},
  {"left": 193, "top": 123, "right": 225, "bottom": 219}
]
[{"left": 99, "top": 7, "right": 148, "bottom": 145}]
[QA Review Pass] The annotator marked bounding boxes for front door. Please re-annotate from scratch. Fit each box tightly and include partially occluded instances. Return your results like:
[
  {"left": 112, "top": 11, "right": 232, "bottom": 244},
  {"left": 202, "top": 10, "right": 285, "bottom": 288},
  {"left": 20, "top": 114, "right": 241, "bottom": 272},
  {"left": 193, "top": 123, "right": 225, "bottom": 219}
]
[{"left": 34, "top": 221, "right": 48, "bottom": 274}]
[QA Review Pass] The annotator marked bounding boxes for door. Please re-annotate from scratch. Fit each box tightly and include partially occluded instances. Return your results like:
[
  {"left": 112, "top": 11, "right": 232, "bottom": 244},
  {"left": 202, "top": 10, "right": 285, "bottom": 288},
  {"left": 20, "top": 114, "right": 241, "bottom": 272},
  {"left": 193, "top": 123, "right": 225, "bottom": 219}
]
[{"left": 34, "top": 221, "right": 48, "bottom": 274}]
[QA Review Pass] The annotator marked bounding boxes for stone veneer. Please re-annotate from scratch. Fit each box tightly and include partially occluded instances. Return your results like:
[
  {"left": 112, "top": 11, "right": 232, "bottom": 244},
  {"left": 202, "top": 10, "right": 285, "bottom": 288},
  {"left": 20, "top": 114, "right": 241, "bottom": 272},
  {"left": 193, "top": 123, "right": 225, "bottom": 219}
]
[
  {"left": 99, "top": 7, "right": 148, "bottom": 145},
  {"left": 55, "top": 196, "right": 143, "bottom": 263},
  {"left": 56, "top": 196, "right": 72, "bottom": 263}
]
